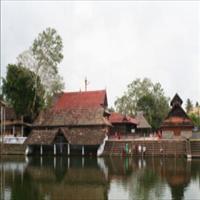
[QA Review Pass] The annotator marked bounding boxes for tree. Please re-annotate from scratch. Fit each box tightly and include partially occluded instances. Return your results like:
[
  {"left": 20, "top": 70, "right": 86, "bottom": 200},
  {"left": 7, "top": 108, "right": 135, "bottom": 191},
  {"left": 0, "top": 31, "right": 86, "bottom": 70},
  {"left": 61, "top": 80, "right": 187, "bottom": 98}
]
[
  {"left": 17, "top": 27, "right": 64, "bottom": 106},
  {"left": 114, "top": 78, "right": 170, "bottom": 130},
  {"left": 189, "top": 113, "right": 200, "bottom": 129},
  {"left": 185, "top": 98, "right": 193, "bottom": 113},
  {"left": 108, "top": 106, "right": 115, "bottom": 112},
  {"left": 2, "top": 64, "right": 45, "bottom": 122}
]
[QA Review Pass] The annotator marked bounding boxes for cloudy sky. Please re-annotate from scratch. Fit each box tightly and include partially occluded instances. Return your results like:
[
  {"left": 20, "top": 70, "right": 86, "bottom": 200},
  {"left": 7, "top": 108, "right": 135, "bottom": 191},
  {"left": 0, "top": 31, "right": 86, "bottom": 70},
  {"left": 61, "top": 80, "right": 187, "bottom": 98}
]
[{"left": 1, "top": 1, "right": 200, "bottom": 107}]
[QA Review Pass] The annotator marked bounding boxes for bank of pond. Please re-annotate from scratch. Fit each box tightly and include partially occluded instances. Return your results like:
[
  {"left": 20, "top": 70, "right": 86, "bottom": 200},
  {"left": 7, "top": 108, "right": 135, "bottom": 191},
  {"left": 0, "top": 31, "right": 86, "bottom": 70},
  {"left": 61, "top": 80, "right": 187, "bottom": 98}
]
[{"left": 1, "top": 138, "right": 200, "bottom": 159}]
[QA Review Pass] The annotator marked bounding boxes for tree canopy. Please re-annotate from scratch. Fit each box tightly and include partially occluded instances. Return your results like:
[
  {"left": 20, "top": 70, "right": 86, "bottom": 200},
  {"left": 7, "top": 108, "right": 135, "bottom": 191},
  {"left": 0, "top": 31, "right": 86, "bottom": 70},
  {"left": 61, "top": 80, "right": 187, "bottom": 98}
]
[
  {"left": 185, "top": 98, "right": 193, "bottom": 113},
  {"left": 2, "top": 64, "right": 45, "bottom": 122},
  {"left": 17, "top": 27, "right": 64, "bottom": 106},
  {"left": 189, "top": 113, "right": 200, "bottom": 129},
  {"left": 114, "top": 78, "right": 170, "bottom": 130}
]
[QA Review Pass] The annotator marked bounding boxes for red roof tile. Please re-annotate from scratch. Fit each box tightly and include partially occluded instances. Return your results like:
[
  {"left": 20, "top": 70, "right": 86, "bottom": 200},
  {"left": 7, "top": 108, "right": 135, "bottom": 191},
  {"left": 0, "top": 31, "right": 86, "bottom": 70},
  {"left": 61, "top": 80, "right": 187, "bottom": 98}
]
[
  {"left": 53, "top": 90, "right": 107, "bottom": 112},
  {"left": 109, "top": 112, "right": 138, "bottom": 124},
  {"left": 161, "top": 116, "right": 193, "bottom": 127}
]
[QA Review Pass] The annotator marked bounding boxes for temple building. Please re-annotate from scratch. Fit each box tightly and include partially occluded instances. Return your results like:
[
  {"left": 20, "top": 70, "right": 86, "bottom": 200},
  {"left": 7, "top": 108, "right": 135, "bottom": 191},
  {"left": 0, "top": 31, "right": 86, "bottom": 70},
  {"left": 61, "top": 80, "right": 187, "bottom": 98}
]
[
  {"left": 135, "top": 111, "right": 151, "bottom": 135},
  {"left": 25, "top": 90, "right": 111, "bottom": 156},
  {"left": 0, "top": 100, "right": 31, "bottom": 138},
  {"left": 109, "top": 112, "right": 138, "bottom": 137},
  {"left": 161, "top": 94, "right": 194, "bottom": 139}
]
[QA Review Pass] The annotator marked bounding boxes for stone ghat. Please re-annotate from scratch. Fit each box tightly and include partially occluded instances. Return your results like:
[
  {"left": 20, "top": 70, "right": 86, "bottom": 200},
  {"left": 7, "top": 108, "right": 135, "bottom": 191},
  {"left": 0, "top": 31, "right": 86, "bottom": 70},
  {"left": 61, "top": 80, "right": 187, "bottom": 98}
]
[
  {"left": 1, "top": 139, "right": 200, "bottom": 158},
  {"left": 0, "top": 144, "right": 26, "bottom": 155},
  {"left": 190, "top": 139, "right": 200, "bottom": 158},
  {"left": 103, "top": 139, "right": 187, "bottom": 157}
]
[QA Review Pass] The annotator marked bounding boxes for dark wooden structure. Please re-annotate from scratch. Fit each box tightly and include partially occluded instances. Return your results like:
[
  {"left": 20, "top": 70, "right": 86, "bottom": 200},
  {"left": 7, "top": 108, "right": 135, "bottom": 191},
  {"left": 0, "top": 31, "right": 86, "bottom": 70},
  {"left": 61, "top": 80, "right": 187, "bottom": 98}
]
[
  {"left": 135, "top": 111, "right": 151, "bottom": 135},
  {"left": 0, "top": 100, "right": 31, "bottom": 137},
  {"left": 109, "top": 112, "right": 137, "bottom": 137},
  {"left": 25, "top": 90, "right": 111, "bottom": 156},
  {"left": 161, "top": 94, "right": 194, "bottom": 139}
]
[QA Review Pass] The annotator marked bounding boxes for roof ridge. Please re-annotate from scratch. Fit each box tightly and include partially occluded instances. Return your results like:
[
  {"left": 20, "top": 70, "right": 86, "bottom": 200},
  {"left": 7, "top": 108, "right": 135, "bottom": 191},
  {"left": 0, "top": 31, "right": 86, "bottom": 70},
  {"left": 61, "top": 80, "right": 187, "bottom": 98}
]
[{"left": 61, "top": 89, "right": 106, "bottom": 94}]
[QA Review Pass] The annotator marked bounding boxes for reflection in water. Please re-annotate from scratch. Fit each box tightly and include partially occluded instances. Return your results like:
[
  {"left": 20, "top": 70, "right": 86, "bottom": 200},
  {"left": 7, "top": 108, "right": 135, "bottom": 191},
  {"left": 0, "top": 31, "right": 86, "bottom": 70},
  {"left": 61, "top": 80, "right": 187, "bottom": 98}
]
[{"left": 0, "top": 156, "right": 200, "bottom": 200}]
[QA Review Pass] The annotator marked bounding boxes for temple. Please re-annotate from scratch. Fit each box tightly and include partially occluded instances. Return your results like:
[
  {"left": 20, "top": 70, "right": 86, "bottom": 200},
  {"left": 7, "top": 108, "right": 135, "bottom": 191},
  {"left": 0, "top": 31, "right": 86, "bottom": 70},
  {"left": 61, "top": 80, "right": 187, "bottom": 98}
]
[
  {"left": 25, "top": 90, "right": 111, "bottom": 156},
  {"left": 109, "top": 112, "right": 138, "bottom": 137},
  {"left": 161, "top": 94, "right": 194, "bottom": 139}
]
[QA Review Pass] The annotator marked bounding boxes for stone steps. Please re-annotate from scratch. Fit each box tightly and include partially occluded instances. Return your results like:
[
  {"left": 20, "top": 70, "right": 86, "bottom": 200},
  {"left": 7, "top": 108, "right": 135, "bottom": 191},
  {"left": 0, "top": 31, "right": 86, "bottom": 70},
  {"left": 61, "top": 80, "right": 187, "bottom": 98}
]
[
  {"left": 103, "top": 140, "right": 186, "bottom": 157},
  {"left": 191, "top": 141, "right": 200, "bottom": 156}
]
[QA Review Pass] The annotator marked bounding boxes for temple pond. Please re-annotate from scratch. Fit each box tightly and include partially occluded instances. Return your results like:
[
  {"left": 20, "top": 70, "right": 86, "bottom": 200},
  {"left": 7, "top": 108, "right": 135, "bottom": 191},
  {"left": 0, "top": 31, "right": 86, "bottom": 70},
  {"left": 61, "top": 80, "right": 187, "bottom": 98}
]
[{"left": 0, "top": 156, "right": 200, "bottom": 200}]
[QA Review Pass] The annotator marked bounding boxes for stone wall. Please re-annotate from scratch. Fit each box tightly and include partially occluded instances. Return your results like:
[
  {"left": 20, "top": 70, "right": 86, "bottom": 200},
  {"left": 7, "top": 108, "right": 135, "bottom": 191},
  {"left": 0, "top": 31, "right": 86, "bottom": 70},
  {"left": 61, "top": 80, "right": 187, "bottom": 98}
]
[
  {"left": 103, "top": 140, "right": 187, "bottom": 157},
  {"left": 0, "top": 144, "right": 26, "bottom": 155}
]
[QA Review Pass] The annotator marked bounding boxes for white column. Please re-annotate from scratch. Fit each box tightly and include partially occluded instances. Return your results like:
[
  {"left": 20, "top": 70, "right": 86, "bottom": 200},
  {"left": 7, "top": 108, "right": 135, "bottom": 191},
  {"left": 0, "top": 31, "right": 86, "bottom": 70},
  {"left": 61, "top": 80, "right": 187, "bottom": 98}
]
[
  {"left": 82, "top": 145, "right": 85, "bottom": 156},
  {"left": 12, "top": 126, "right": 15, "bottom": 136},
  {"left": 54, "top": 144, "right": 56, "bottom": 155},
  {"left": 40, "top": 145, "right": 43, "bottom": 155},
  {"left": 67, "top": 143, "right": 70, "bottom": 156}
]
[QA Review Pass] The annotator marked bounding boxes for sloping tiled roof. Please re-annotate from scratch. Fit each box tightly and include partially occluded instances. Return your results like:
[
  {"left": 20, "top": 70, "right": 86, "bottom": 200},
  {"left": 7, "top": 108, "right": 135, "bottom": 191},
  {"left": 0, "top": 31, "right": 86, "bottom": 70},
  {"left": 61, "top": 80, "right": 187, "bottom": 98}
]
[
  {"left": 34, "top": 107, "right": 111, "bottom": 126},
  {"left": 34, "top": 90, "right": 110, "bottom": 127},
  {"left": 25, "top": 127, "right": 106, "bottom": 145},
  {"left": 166, "top": 104, "right": 189, "bottom": 119},
  {"left": 62, "top": 127, "right": 106, "bottom": 145},
  {"left": 161, "top": 104, "right": 193, "bottom": 128},
  {"left": 161, "top": 117, "right": 193, "bottom": 127},
  {"left": 25, "top": 129, "right": 58, "bottom": 145},
  {"left": 109, "top": 112, "right": 138, "bottom": 125},
  {"left": 170, "top": 93, "right": 183, "bottom": 107},
  {"left": 53, "top": 90, "right": 107, "bottom": 111},
  {"left": 135, "top": 111, "right": 151, "bottom": 129}
]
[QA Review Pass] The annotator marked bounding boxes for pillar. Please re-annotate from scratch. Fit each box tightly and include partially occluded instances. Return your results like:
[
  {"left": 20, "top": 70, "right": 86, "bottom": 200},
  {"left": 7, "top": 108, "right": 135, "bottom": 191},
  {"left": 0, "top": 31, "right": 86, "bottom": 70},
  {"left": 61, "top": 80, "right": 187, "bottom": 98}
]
[
  {"left": 12, "top": 126, "right": 15, "bottom": 136},
  {"left": 54, "top": 144, "right": 56, "bottom": 156},
  {"left": 67, "top": 143, "right": 70, "bottom": 156},
  {"left": 82, "top": 145, "right": 85, "bottom": 156}
]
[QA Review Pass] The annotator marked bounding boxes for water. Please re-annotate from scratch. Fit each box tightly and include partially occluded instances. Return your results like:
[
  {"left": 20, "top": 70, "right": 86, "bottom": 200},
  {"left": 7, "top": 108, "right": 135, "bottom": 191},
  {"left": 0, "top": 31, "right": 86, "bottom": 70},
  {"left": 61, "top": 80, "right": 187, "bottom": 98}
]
[{"left": 0, "top": 156, "right": 200, "bottom": 200}]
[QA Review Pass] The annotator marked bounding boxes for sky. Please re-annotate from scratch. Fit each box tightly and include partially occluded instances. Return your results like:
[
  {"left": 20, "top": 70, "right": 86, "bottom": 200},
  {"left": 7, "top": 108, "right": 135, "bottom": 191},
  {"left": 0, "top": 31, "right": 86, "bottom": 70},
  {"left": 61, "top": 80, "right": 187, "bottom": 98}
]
[{"left": 1, "top": 1, "right": 200, "bottom": 107}]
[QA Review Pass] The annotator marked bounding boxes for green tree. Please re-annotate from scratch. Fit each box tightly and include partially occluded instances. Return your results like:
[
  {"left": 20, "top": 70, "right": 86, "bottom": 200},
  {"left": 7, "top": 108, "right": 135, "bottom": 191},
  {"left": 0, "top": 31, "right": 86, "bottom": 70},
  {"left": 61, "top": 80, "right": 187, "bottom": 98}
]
[
  {"left": 2, "top": 64, "right": 45, "bottom": 122},
  {"left": 114, "top": 78, "right": 170, "bottom": 129},
  {"left": 17, "top": 27, "right": 64, "bottom": 106},
  {"left": 185, "top": 98, "right": 193, "bottom": 113},
  {"left": 108, "top": 106, "right": 115, "bottom": 112},
  {"left": 189, "top": 113, "right": 200, "bottom": 128}
]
